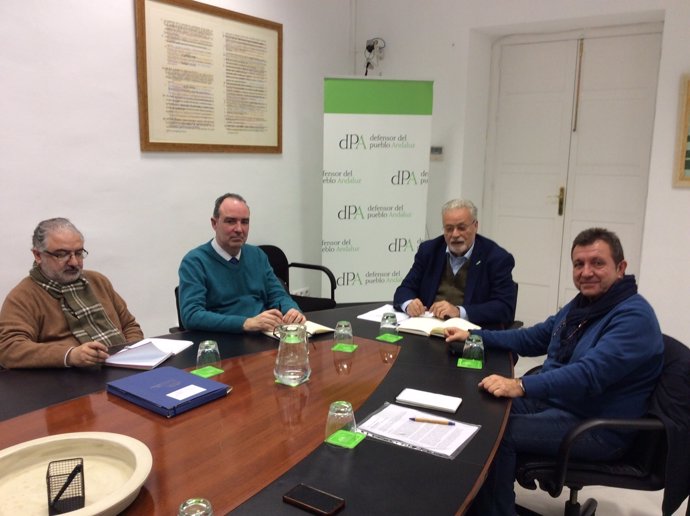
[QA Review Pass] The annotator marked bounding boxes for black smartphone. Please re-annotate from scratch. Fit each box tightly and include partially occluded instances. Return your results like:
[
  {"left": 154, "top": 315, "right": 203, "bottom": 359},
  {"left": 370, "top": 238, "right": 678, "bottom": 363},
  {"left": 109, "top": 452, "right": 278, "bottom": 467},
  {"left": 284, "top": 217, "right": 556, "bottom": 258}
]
[{"left": 283, "top": 483, "right": 345, "bottom": 515}]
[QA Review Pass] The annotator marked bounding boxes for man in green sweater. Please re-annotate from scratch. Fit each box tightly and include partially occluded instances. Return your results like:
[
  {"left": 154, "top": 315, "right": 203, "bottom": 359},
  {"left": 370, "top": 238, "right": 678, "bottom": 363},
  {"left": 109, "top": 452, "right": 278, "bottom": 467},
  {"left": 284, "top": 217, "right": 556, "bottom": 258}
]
[{"left": 178, "top": 193, "right": 305, "bottom": 333}]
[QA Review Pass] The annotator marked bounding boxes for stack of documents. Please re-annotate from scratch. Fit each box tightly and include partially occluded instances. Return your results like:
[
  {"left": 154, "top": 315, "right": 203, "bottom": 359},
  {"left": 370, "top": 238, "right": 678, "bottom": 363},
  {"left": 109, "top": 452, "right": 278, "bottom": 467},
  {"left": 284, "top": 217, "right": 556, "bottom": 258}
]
[{"left": 358, "top": 402, "right": 480, "bottom": 459}]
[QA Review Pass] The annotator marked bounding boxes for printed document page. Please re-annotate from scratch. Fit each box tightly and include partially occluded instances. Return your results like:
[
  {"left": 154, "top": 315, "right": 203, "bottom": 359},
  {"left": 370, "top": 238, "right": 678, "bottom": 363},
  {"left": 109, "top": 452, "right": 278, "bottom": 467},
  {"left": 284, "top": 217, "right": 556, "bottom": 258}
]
[
  {"left": 358, "top": 403, "right": 480, "bottom": 459},
  {"left": 356, "top": 304, "right": 409, "bottom": 323}
]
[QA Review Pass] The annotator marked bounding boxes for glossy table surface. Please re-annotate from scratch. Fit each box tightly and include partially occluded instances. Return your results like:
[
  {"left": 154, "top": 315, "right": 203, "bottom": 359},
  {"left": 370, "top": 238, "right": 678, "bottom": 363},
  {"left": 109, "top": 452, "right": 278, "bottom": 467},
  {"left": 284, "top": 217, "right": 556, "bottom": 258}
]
[{"left": 0, "top": 304, "right": 513, "bottom": 515}]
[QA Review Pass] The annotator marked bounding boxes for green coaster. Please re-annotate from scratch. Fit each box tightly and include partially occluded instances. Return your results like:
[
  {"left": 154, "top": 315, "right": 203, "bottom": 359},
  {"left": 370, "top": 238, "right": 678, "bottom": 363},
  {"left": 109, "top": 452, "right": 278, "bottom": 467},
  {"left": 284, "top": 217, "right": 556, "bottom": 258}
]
[
  {"left": 457, "top": 358, "right": 483, "bottom": 369},
  {"left": 331, "top": 343, "right": 358, "bottom": 352},
  {"left": 190, "top": 365, "right": 224, "bottom": 378},
  {"left": 325, "top": 430, "right": 365, "bottom": 448},
  {"left": 376, "top": 333, "right": 403, "bottom": 343}
]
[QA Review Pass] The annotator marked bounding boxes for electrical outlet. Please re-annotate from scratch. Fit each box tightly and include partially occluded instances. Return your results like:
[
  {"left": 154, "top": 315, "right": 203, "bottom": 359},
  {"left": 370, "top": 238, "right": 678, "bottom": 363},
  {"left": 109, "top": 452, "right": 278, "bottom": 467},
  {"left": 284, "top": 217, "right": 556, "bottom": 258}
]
[{"left": 291, "top": 287, "right": 310, "bottom": 296}]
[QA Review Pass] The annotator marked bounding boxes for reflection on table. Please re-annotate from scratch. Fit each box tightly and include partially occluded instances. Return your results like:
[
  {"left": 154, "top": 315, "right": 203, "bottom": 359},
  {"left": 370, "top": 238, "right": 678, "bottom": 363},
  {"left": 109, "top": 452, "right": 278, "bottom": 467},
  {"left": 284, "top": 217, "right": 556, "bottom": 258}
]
[{"left": 0, "top": 303, "right": 512, "bottom": 515}]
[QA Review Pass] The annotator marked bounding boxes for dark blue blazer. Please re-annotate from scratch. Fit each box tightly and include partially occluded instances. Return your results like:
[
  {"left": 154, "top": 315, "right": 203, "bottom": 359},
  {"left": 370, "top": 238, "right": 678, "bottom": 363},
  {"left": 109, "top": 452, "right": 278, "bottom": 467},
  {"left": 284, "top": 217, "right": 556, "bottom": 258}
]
[{"left": 393, "top": 234, "right": 517, "bottom": 327}]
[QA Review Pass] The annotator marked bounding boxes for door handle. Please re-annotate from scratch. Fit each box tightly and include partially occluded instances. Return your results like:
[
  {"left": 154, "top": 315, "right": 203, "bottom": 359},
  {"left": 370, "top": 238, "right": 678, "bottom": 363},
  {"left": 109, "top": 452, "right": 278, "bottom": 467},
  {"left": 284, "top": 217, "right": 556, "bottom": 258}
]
[{"left": 558, "top": 187, "right": 565, "bottom": 216}]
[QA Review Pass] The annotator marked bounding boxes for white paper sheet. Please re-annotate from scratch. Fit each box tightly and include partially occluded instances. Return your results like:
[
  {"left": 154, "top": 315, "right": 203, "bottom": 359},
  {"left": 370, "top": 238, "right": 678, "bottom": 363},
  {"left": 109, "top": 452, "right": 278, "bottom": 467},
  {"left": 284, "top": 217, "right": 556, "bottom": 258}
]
[{"left": 356, "top": 304, "right": 410, "bottom": 323}]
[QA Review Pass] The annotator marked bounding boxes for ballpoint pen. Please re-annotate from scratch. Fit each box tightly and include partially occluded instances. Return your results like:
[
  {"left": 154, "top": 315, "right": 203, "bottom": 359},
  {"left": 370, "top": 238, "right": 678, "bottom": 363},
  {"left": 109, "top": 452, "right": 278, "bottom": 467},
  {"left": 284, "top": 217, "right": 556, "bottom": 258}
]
[{"left": 409, "top": 417, "right": 455, "bottom": 426}]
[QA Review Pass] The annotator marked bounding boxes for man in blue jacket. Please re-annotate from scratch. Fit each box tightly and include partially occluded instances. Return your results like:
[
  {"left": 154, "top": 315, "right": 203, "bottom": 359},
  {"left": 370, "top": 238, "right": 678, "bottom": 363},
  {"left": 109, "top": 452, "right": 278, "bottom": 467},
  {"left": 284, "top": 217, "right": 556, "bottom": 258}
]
[
  {"left": 393, "top": 199, "right": 516, "bottom": 328},
  {"left": 178, "top": 193, "right": 305, "bottom": 333},
  {"left": 445, "top": 227, "right": 664, "bottom": 516}
]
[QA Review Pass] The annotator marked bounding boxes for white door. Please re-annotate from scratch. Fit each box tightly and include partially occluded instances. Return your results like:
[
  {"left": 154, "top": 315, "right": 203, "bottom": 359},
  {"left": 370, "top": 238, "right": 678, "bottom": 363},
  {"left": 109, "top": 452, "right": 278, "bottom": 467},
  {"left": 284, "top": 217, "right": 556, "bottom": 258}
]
[
  {"left": 558, "top": 31, "right": 662, "bottom": 304},
  {"left": 484, "top": 25, "right": 661, "bottom": 325}
]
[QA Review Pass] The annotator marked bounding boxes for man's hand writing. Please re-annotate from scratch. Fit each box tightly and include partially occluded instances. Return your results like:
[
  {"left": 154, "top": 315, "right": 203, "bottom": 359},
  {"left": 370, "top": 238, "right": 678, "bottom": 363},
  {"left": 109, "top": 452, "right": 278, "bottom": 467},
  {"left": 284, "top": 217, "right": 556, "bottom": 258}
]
[
  {"left": 67, "top": 341, "right": 109, "bottom": 367},
  {"left": 429, "top": 300, "right": 460, "bottom": 320},
  {"left": 243, "top": 309, "right": 285, "bottom": 332},
  {"left": 282, "top": 308, "right": 306, "bottom": 324},
  {"left": 405, "top": 298, "right": 426, "bottom": 317}
]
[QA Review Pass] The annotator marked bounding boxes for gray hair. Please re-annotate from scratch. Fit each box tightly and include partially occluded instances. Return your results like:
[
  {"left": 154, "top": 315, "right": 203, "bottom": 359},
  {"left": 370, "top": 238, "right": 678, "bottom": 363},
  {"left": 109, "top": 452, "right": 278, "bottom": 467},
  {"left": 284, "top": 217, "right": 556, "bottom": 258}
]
[
  {"left": 213, "top": 193, "right": 248, "bottom": 218},
  {"left": 32, "top": 218, "right": 83, "bottom": 251},
  {"left": 441, "top": 199, "right": 477, "bottom": 220}
]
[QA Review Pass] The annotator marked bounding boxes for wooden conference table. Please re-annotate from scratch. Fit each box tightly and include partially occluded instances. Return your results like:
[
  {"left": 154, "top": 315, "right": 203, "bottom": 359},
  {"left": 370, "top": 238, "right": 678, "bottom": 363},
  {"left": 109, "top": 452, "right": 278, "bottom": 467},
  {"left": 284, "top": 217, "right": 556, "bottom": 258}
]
[{"left": 0, "top": 304, "right": 513, "bottom": 515}]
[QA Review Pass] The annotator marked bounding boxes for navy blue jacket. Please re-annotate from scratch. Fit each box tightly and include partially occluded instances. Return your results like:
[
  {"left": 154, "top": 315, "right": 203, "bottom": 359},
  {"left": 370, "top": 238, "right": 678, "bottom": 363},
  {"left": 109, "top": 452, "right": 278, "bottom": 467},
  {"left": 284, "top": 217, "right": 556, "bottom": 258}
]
[
  {"left": 479, "top": 292, "right": 663, "bottom": 420},
  {"left": 393, "top": 234, "right": 516, "bottom": 327}
]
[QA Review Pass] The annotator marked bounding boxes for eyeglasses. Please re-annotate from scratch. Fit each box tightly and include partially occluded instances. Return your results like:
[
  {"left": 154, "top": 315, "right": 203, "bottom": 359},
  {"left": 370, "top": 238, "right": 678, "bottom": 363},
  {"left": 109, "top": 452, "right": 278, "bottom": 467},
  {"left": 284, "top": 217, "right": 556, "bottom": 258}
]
[
  {"left": 443, "top": 220, "right": 477, "bottom": 233},
  {"left": 41, "top": 249, "right": 89, "bottom": 263}
]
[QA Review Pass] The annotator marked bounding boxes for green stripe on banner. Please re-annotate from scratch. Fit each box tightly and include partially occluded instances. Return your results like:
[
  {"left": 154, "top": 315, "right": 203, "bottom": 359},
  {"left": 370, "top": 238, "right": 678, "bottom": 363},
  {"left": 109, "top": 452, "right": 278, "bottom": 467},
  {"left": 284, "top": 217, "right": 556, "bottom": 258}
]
[{"left": 324, "top": 78, "right": 433, "bottom": 115}]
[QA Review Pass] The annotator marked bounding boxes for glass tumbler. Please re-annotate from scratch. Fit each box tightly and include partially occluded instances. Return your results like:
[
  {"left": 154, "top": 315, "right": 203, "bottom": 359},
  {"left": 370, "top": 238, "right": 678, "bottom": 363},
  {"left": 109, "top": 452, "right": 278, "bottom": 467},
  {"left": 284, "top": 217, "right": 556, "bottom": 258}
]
[
  {"left": 178, "top": 498, "right": 214, "bottom": 516},
  {"left": 196, "top": 340, "right": 221, "bottom": 370},
  {"left": 325, "top": 400, "right": 356, "bottom": 439},
  {"left": 462, "top": 334, "right": 485, "bottom": 366},
  {"left": 379, "top": 312, "right": 398, "bottom": 336},
  {"left": 333, "top": 320, "right": 354, "bottom": 345}
]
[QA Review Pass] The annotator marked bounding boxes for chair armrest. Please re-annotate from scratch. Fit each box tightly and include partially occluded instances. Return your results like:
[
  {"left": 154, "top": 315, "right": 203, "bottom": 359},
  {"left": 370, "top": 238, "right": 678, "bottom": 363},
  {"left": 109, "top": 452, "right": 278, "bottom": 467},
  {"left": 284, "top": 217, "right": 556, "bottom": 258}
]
[
  {"left": 523, "top": 365, "right": 543, "bottom": 376},
  {"left": 288, "top": 262, "right": 337, "bottom": 299},
  {"left": 550, "top": 417, "right": 664, "bottom": 496}
]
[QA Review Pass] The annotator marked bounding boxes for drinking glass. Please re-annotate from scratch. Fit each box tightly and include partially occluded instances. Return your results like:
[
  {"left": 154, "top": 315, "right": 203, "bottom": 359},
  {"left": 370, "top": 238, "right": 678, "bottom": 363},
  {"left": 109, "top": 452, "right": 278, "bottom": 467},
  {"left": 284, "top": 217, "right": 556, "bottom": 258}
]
[
  {"left": 463, "top": 334, "right": 485, "bottom": 366},
  {"left": 196, "top": 340, "right": 221, "bottom": 370},
  {"left": 178, "top": 498, "right": 214, "bottom": 516},
  {"left": 379, "top": 312, "right": 398, "bottom": 336},
  {"left": 324, "top": 400, "right": 356, "bottom": 439},
  {"left": 333, "top": 320, "right": 354, "bottom": 345}
]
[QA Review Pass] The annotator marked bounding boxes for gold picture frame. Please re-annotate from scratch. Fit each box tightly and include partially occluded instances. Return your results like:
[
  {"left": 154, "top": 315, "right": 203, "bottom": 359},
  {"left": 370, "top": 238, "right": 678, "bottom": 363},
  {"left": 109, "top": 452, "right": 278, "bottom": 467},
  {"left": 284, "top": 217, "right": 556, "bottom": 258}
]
[
  {"left": 135, "top": 0, "right": 282, "bottom": 153},
  {"left": 674, "top": 75, "right": 690, "bottom": 187}
]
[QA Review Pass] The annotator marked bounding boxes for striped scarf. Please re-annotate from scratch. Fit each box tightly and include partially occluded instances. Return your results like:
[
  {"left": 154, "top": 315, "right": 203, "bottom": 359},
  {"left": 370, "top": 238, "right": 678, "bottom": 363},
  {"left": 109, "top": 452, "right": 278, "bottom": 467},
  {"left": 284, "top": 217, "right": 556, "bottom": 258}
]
[{"left": 29, "top": 264, "right": 126, "bottom": 347}]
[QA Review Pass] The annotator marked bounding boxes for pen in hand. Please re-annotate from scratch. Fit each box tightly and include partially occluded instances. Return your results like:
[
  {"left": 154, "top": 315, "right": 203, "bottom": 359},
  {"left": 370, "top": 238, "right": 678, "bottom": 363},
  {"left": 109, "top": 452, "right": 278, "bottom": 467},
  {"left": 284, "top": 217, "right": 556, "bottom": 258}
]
[{"left": 409, "top": 417, "right": 455, "bottom": 426}]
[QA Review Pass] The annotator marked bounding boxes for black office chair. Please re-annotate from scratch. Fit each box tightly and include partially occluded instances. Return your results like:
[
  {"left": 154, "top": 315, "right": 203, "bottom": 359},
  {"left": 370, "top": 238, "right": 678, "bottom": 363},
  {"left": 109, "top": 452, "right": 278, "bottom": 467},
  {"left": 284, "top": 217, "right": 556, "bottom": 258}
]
[
  {"left": 509, "top": 281, "right": 524, "bottom": 329},
  {"left": 169, "top": 286, "right": 185, "bottom": 333},
  {"left": 259, "top": 245, "right": 337, "bottom": 312},
  {"left": 515, "top": 334, "right": 690, "bottom": 516}
]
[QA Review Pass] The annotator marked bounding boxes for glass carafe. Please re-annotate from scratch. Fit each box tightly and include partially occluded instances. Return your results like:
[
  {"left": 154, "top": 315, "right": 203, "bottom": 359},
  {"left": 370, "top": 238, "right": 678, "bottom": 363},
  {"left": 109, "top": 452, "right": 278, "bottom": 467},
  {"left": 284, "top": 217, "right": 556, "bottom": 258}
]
[{"left": 274, "top": 324, "right": 311, "bottom": 386}]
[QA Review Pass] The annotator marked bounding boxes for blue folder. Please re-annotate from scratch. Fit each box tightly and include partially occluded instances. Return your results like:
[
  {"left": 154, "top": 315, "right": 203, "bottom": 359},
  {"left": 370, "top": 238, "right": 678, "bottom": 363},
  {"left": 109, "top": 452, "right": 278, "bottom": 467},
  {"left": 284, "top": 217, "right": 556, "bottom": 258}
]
[{"left": 106, "top": 366, "right": 231, "bottom": 418}]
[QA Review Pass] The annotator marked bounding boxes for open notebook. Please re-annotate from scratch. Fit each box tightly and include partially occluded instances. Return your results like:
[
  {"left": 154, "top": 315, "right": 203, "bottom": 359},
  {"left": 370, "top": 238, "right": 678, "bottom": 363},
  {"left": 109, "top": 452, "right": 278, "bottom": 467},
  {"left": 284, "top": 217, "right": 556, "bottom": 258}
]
[
  {"left": 263, "top": 320, "right": 334, "bottom": 339},
  {"left": 397, "top": 316, "right": 480, "bottom": 338},
  {"left": 105, "top": 338, "right": 194, "bottom": 370}
]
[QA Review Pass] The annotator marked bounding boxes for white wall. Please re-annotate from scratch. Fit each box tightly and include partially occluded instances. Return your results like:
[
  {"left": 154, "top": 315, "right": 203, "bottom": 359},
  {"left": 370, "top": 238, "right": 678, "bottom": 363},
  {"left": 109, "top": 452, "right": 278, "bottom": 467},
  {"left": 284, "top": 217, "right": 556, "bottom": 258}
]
[
  {"left": 2, "top": 0, "right": 689, "bottom": 344},
  {"left": 354, "top": 0, "right": 690, "bottom": 343},
  {"left": 0, "top": 0, "right": 354, "bottom": 336}
]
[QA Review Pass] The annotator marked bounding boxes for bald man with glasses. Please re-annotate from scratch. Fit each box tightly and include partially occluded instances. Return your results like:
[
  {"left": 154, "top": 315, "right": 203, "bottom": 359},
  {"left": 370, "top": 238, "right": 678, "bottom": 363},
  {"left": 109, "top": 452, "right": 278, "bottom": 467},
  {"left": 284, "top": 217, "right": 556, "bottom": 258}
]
[{"left": 0, "top": 218, "right": 143, "bottom": 369}]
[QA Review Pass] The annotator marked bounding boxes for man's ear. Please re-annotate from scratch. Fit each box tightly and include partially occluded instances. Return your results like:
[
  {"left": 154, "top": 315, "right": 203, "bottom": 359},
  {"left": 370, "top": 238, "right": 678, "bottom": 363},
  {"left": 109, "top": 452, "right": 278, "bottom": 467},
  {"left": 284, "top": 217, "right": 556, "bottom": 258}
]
[
  {"left": 617, "top": 259, "right": 628, "bottom": 277},
  {"left": 32, "top": 248, "right": 42, "bottom": 264}
]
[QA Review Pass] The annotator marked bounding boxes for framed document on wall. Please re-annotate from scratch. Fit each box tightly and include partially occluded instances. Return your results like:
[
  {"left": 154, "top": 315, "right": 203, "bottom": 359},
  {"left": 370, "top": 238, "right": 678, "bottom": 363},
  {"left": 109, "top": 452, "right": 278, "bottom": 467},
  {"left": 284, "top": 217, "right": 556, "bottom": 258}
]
[
  {"left": 675, "top": 75, "right": 690, "bottom": 187},
  {"left": 134, "top": 0, "right": 282, "bottom": 153}
]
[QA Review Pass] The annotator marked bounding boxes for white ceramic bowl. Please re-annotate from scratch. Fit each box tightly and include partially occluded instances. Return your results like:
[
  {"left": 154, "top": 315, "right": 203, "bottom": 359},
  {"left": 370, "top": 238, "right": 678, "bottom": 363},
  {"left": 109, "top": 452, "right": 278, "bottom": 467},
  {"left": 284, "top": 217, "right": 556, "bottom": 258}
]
[{"left": 0, "top": 431, "right": 152, "bottom": 516}]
